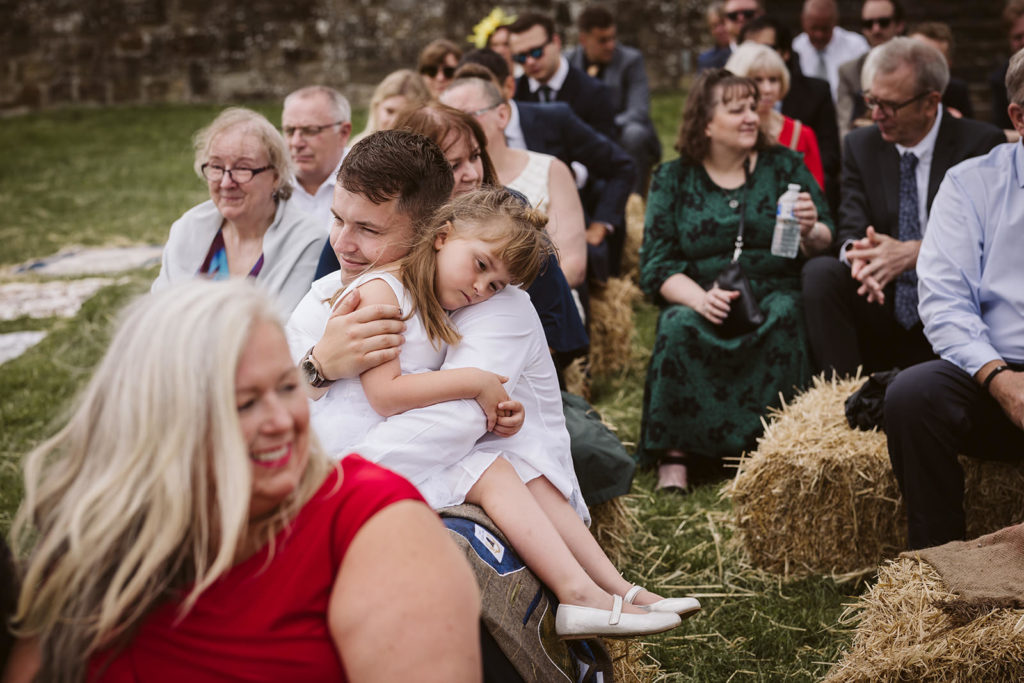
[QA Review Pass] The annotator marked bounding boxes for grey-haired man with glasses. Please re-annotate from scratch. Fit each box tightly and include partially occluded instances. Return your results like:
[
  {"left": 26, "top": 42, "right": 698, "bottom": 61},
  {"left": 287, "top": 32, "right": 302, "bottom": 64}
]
[
  {"left": 281, "top": 86, "right": 352, "bottom": 231},
  {"left": 801, "top": 37, "right": 1003, "bottom": 378}
]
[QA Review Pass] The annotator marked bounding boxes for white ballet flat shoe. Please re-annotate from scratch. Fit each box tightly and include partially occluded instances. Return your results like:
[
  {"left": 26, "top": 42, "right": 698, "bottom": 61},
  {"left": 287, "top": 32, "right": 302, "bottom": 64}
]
[
  {"left": 624, "top": 585, "right": 702, "bottom": 618},
  {"left": 555, "top": 594, "right": 682, "bottom": 640}
]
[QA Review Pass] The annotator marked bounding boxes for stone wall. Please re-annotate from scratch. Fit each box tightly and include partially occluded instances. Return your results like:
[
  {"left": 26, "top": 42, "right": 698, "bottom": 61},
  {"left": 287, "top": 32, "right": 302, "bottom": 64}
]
[{"left": 0, "top": 0, "right": 1012, "bottom": 116}]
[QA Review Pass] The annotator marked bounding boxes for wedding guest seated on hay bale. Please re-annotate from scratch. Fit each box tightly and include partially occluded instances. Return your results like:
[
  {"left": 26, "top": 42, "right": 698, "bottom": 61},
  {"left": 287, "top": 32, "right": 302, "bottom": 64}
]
[
  {"left": 2, "top": 280, "right": 481, "bottom": 681},
  {"left": 727, "top": 373, "right": 1024, "bottom": 576},
  {"left": 801, "top": 38, "right": 1004, "bottom": 379},
  {"left": 152, "top": 107, "right": 325, "bottom": 315},
  {"left": 884, "top": 46, "right": 1024, "bottom": 551},
  {"left": 637, "top": 68, "right": 833, "bottom": 494}
]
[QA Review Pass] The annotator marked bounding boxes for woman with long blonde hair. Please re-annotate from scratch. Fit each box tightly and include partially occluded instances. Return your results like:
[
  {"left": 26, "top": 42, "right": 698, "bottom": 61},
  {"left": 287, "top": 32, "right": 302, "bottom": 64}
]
[{"left": 4, "top": 279, "right": 480, "bottom": 682}]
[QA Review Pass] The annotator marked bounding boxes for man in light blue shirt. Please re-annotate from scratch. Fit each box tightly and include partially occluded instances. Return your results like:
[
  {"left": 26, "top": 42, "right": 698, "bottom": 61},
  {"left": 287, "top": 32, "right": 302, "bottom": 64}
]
[{"left": 884, "top": 47, "right": 1024, "bottom": 550}]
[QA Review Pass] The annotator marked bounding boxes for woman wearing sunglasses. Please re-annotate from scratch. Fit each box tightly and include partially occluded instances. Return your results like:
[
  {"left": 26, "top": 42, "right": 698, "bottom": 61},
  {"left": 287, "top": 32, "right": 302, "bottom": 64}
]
[{"left": 418, "top": 39, "right": 463, "bottom": 98}]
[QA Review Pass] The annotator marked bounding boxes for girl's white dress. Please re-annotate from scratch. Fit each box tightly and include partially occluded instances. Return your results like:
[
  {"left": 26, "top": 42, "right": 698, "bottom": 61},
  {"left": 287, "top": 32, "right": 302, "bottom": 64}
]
[{"left": 286, "top": 270, "right": 589, "bottom": 523}]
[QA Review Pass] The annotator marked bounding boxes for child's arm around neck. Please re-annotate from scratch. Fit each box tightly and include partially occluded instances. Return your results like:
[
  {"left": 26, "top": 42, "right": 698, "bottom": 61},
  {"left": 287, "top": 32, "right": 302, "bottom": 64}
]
[{"left": 356, "top": 278, "right": 510, "bottom": 429}]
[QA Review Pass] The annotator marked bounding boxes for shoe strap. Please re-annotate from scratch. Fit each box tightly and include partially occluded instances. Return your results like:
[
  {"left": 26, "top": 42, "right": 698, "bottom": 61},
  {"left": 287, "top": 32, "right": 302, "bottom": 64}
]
[
  {"left": 609, "top": 594, "right": 623, "bottom": 625},
  {"left": 624, "top": 585, "right": 643, "bottom": 605}
]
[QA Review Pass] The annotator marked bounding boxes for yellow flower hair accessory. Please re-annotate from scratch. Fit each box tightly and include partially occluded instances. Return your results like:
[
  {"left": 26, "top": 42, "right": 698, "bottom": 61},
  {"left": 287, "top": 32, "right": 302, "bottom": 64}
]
[{"left": 469, "top": 8, "right": 517, "bottom": 49}]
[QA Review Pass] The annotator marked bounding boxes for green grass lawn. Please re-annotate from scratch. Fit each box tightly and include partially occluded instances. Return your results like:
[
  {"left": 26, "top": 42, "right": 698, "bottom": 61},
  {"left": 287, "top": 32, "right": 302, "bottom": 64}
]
[{"left": 0, "top": 94, "right": 860, "bottom": 679}]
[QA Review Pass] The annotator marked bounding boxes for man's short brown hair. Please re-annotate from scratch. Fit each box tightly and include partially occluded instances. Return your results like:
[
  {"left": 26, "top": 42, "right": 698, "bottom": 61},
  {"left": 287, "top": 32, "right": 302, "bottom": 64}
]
[
  {"left": 577, "top": 6, "right": 615, "bottom": 33},
  {"left": 508, "top": 12, "right": 556, "bottom": 40},
  {"left": 338, "top": 130, "right": 454, "bottom": 227}
]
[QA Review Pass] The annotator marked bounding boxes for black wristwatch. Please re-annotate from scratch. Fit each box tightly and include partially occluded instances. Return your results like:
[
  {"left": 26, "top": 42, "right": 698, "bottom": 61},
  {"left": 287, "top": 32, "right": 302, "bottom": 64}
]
[{"left": 300, "top": 346, "right": 334, "bottom": 388}]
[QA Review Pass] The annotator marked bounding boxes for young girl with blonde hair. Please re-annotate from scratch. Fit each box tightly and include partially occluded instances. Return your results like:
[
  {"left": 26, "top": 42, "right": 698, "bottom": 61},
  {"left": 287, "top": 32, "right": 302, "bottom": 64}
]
[{"left": 305, "top": 186, "right": 700, "bottom": 639}]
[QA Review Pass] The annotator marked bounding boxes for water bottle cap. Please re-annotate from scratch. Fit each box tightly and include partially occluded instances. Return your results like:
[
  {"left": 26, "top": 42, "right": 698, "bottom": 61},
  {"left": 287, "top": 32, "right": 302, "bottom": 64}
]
[{"left": 788, "top": 183, "right": 801, "bottom": 191}]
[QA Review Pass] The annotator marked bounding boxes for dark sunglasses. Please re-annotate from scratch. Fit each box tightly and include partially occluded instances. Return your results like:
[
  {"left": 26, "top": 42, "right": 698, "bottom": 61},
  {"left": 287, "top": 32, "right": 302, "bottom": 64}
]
[
  {"left": 726, "top": 9, "right": 757, "bottom": 22},
  {"left": 421, "top": 65, "right": 456, "bottom": 79},
  {"left": 513, "top": 39, "right": 552, "bottom": 64},
  {"left": 861, "top": 16, "right": 894, "bottom": 29}
]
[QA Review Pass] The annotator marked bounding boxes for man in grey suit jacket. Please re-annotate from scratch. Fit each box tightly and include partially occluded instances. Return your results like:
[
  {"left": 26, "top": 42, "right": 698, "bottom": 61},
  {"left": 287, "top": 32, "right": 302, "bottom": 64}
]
[
  {"left": 802, "top": 38, "right": 1005, "bottom": 377},
  {"left": 565, "top": 5, "right": 660, "bottom": 194},
  {"left": 836, "top": 0, "right": 905, "bottom": 141}
]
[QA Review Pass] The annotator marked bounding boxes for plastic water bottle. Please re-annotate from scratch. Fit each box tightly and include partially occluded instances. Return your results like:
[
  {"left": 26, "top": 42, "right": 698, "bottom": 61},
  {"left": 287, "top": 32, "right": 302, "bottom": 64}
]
[{"left": 771, "top": 184, "right": 802, "bottom": 259}]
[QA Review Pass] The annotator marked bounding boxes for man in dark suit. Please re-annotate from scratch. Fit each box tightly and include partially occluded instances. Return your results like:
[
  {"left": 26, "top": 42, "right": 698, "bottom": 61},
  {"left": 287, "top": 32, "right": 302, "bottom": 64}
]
[
  {"left": 507, "top": 12, "right": 618, "bottom": 142},
  {"left": 565, "top": 5, "right": 660, "bottom": 195},
  {"left": 450, "top": 49, "right": 636, "bottom": 277},
  {"left": 802, "top": 38, "right": 1005, "bottom": 377}
]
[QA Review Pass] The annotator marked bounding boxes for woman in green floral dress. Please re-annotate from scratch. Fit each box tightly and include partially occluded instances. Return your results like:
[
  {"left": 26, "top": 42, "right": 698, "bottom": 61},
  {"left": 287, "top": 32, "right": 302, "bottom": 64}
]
[{"left": 638, "top": 69, "right": 834, "bottom": 492}]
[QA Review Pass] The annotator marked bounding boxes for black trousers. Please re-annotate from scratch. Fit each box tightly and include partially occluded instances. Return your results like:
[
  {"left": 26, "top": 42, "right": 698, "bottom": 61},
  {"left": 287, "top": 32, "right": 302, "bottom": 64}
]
[
  {"left": 801, "top": 255, "right": 935, "bottom": 376},
  {"left": 885, "top": 360, "right": 1024, "bottom": 549}
]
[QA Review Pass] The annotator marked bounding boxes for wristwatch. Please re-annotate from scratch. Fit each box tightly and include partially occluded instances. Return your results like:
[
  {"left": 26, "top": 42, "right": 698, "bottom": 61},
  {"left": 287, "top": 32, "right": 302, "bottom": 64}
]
[{"left": 300, "top": 346, "right": 334, "bottom": 388}]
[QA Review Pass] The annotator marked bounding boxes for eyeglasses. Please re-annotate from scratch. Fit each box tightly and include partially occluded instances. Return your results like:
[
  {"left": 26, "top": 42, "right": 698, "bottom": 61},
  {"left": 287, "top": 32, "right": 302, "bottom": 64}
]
[
  {"left": 469, "top": 101, "right": 503, "bottom": 117},
  {"left": 421, "top": 65, "right": 456, "bottom": 79},
  {"left": 861, "top": 16, "right": 894, "bottom": 29},
  {"left": 725, "top": 9, "right": 757, "bottom": 22},
  {"left": 513, "top": 39, "right": 552, "bottom": 64},
  {"left": 200, "top": 163, "right": 271, "bottom": 184},
  {"left": 863, "top": 90, "right": 931, "bottom": 117},
  {"left": 281, "top": 121, "right": 344, "bottom": 138}
]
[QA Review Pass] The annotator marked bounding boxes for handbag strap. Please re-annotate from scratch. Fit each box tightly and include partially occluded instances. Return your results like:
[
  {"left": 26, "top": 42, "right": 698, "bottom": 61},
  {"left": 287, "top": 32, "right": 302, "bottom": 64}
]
[
  {"left": 731, "top": 157, "right": 751, "bottom": 263},
  {"left": 787, "top": 119, "right": 802, "bottom": 150}
]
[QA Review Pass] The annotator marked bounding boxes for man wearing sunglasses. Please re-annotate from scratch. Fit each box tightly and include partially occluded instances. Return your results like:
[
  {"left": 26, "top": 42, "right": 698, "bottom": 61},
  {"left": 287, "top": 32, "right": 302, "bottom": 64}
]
[
  {"left": 793, "top": 0, "right": 869, "bottom": 103},
  {"left": 722, "top": 0, "right": 763, "bottom": 47},
  {"left": 281, "top": 86, "right": 352, "bottom": 232},
  {"left": 837, "top": 0, "right": 905, "bottom": 139},
  {"left": 507, "top": 12, "right": 617, "bottom": 142},
  {"left": 802, "top": 38, "right": 1004, "bottom": 378},
  {"left": 418, "top": 39, "right": 463, "bottom": 99}
]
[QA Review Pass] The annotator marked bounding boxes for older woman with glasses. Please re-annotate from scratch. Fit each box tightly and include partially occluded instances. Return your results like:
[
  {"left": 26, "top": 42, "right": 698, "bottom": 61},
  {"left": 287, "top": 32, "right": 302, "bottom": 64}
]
[
  {"left": 152, "top": 107, "right": 325, "bottom": 314},
  {"left": 726, "top": 42, "right": 825, "bottom": 189},
  {"left": 418, "top": 39, "right": 463, "bottom": 98}
]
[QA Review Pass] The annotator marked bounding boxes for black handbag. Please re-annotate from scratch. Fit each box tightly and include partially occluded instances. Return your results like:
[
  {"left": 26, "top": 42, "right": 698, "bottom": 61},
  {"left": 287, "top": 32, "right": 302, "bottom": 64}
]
[{"left": 714, "top": 158, "right": 765, "bottom": 338}]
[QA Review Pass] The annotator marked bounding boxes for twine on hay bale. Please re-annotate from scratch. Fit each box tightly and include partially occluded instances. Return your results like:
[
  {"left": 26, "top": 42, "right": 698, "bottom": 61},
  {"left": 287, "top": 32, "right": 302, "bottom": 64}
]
[
  {"left": 588, "top": 276, "right": 642, "bottom": 380},
  {"left": 824, "top": 556, "right": 1024, "bottom": 682},
  {"left": 726, "top": 373, "right": 1024, "bottom": 577},
  {"left": 620, "top": 193, "right": 646, "bottom": 281}
]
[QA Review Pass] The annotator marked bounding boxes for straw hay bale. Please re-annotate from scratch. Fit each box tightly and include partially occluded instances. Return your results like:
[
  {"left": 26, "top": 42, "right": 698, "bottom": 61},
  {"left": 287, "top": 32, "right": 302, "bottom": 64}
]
[
  {"left": 588, "top": 277, "right": 642, "bottom": 379},
  {"left": 589, "top": 496, "right": 635, "bottom": 569},
  {"left": 824, "top": 557, "right": 1024, "bottom": 682},
  {"left": 727, "top": 374, "right": 1024, "bottom": 577},
  {"left": 963, "top": 459, "right": 1024, "bottom": 539},
  {"left": 608, "top": 639, "right": 660, "bottom": 683},
  {"left": 563, "top": 356, "right": 589, "bottom": 399},
  {"left": 726, "top": 374, "right": 904, "bottom": 576},
  {"left": 620, "top": 193, "right": 646, "bottom": 281}
]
